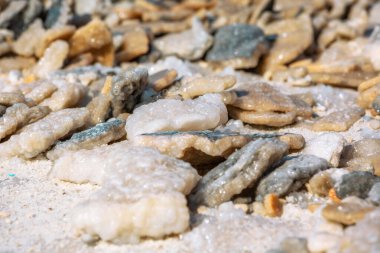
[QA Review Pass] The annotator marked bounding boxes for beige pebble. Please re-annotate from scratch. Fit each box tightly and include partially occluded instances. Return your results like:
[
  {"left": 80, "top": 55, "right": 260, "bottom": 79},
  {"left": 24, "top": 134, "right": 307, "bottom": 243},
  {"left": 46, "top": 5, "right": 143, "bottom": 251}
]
[
  {"left": 148, "top": 69, "right": 178, "bottom": 92},
  {"left": 312, "top": 107, "right": 365, "bottom": 132}
]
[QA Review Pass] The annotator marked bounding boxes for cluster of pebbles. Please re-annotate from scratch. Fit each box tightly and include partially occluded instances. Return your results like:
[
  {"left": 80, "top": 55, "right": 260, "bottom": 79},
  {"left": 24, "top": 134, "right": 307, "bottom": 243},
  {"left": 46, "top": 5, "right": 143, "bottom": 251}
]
[{"left": 1, "top": 0, "right": 380, "bottom": 252}]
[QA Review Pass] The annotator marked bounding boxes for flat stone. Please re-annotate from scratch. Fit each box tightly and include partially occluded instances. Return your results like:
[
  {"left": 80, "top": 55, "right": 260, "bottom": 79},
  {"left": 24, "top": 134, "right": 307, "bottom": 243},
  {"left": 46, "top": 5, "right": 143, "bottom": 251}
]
[
  {"left": 312, "top": 107, "right": 365, "bottom": 132},
  {"left": 34, "top": 40, "right": 69, "bottom": 78},
  {"left": 190, "top": 138, "right": 288, "bottom": 207},
  {"left": 154, "top": 18, "right": 213, "bottom": 60},
  {"left": 39, "top": 82, "right": 85, "bottom": 111},
  {"left": 133, "top": 130, "right": 282, "bottom": 166},
  {"left": 335, "top": 171, "right": 380, "bottom": 199},
  {"left": 116, "top": 25, "right": 149, "bottom": 62},
  {"left": 68, "top": 19, "right": 112, "bottom": 58},
  {"left": 12, "top": 19, "right": 44, "bottom": 57},
  {"left": 148, "top": 69, "right": 177, "bottom": 92},
  {"left": 0, "top": 92, "right": 26, "bottom": 106},
  {"left": 47, "top": 118, "right": 126, "bottom": 160},
  {"left": 126, "top": 94, "right": 228, "bottom": 141},
  {"left": 0, "top": 108, "right": 89, "bottom": 159},
  {"left": 262, "top": 14, "right": 313, "bottom": 70},
  {"left": 339, "top": 139, "right": 380, "bottom": 173},
  {"left": 322, "top": 198, "right": 375, "bottom": 225},
  {"left": 110, "top": 67, "right": 148, "bottom": 116},
  {"left": 165, "top": 75, "right": 236, "bottom": 99},
  {"left": 206, "top": 24, "right": 268, "bottom": 69},
  {"left": 0, "top": 103, "right": 50, "bottom": 141},
  {"left": 256, "top": 155, "right": 329, "bottom": 201},
  {"left": 302, "top": 133, "right": 346, "bottom": 167},
  {"left": 368, "top": 182, "right": 380, "bottom": 205}
]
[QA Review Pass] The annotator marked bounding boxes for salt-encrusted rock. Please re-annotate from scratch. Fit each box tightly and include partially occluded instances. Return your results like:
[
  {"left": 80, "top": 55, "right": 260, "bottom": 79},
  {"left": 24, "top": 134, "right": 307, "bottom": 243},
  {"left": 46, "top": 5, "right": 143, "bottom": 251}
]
[
  {"left": 51, "top": 141, "right": 130, "bottom": 184},
  {"left": 228, "top": 108, "right": 297, "bottom": 127},
  {"left": 154, "top": 18, "right": 213, "bottom": 60},
  {"left": 256, "top": 155, "right": 329, "bottom": 201},
  {"left": 190, "top": 138, "right": 288, "bottom": 207},
  {"left": 0, "top": 103, "right": 50, "bottom": 141},
  {"left": 34, "top": 40, "right": 69, "bottom": 78},
  {"left": 322, "top": 197, "right": 375, "bottom": 225},
  {"left": 339, "top": 139, "right": 380, "bottom": 174},
  {"left": 12, "top": 19, "right": 44, "bottom": 57},
  {"left": 0, "top": 108, "right": 89, "bottom": 159},
  {"left": 334, "top": 171, "right": 380, "bottom": 199},
  {"left": 302, "top": 133, "right": 346, "bottom": 167},
  {"left": 126, "top": 94, "right": 228, "bottom": 141},
  {"left": 47, "top": 118, "right": 126, "bottom": 160},
  {"left": 133, "top": 130, "right": 282, "bottom": 166},
  {"left": 368, "top": 182, "right": 380, "bottom": 205},
  {"left": 262, "top": 14, "right": 313, "bottom": 71},
  {"left": 35, "top": 25, "right": 75, "bottom": 58},
  {"left": 148, "top": 69, "right": 177, "bottom": 92},
  {"left": 117, "top": 25, "right": 150, "bottom": 62},
  {"left": 70, "top": 146, "right": 200, "bottom": 243},
  {"left": 308, "top": 168, "right": 349, "bottom": 197},
  {"left": 165, "top": 75, "right": 236, "bottom": 99},
  {"left": 206, "top": 24, "right": 268, "bottom": 69},
  {"left": 110, "top": 67, "right": 148, "bottom": 116},
  {"left": 312, "top": 107, "right": 364, "bottom": 132},
  {"left": 68, "top": 19, "right": 112, "bottom": 58},
  {"left": 25, "top": 81, "right": 57, "bottom": 104},
  {"left": 39, "top": 82, "right": 84, "bottom": 111},
  {"left": 0, "top": 92, "right": 26, "bottom": 106}
]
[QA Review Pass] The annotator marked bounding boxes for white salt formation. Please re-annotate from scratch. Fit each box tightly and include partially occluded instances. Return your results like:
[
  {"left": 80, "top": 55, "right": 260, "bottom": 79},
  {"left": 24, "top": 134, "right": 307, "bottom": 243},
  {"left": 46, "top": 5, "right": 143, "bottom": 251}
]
[
  {"left": 126, "top": 94, "right": 228, "bottom": 141},
  {"left": 69, "top": 145, "right": 200, "bottom": 243},
  {"left": 39, "top": 82, "right": 84, "bottom": 111},
  {"left": 51, "top": 141, "right": 130, "bottom": 184},
  {"left": 0, "top": 108, "right": 89, "bottom": 159}
]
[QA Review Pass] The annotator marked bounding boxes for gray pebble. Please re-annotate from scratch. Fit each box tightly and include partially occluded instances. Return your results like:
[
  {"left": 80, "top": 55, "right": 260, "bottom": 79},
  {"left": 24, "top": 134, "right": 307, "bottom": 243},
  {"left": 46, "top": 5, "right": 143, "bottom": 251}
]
[{"left": 335, "top": 171, "right": 380, "bottom": 199}]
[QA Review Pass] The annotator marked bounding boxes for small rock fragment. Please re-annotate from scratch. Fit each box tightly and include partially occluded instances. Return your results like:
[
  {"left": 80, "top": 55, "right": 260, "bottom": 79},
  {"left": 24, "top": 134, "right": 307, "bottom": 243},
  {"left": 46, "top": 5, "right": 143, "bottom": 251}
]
[
  {"left": 312, "top": 107, "right": 365, "bottom": 131},
  {"left": 111, "top": 67, "right": 148, "bottom": 116},
  {"left": 165, "top": 75, "right": 236, "bottom": 99},
  {"left": 190, "top": 138, "right": 288, "bottom": 207},
  {"left": 25, "top": 81, "right": 57, "bottom": 104},
  {"left": 70, "top": 146, "right": 199, "bottom": 243},
  {"left": 0, "top": 103, "right": 50, "bottom": 141},
  {"left": 154, "top": 18, "right": 213, "bottom": 60},
  {"left": 0, "top": 92, "right": 26, "bottom": 106},
  {"left": 148, "top": 69, "right": 177, "bottom": 92},
  {"left": 12, "top": 19, "right": 44, "bottom": 57},
  {"left": 117, "top": 25, "right": 149, "bottom": 62},
  {"left": 334, "top": 171, "right": 380, "bottom": 199},
  {"left": 302, "top": 133, "right": 346, "bottom": 167},
  {"left": 47, "top": 118, "right": 126, "bottom": 160},
  {"left": 368, "top": 182, "right": 380, "bottom": 205},
  {"left": 126, "top": 93, "right": 228, "bottom": 141},
  {"left": 322, "top": 197, "right": 375, "bottom": 225},
  {"left": 133, "top": 130, "right": 282, "bottom": 166},
  {"left": 206, "top": 24, "right": 269, "bottom": 69},
  {"left": 39, "top": 82, "right": 84, "bottom": 111},
  {"left": 0, "top": 56, "right": 36, "bottom": 72},
  {"left": 68, "top": 19, "right": 112, "bottom": 58},
  {"left": 278, "top": 133, "right": 305, "bottom": 150},
  {"left": 0, "top": 108, "right": 89, "bottom": 159},
  {"left": 34, "top": 40, "right": 69, "bottom": 78},
  {"left": 263, "top": 193, "right": 283, "bottom": 217},
  {"left": 256, "top": 155, "right": 329, "bottom": 201},
  {"left": 35, "top": 25, "right": 75, "bottom": 58},
  {"left": 0, "top": 1, "right": 27, "bottom": 28}
]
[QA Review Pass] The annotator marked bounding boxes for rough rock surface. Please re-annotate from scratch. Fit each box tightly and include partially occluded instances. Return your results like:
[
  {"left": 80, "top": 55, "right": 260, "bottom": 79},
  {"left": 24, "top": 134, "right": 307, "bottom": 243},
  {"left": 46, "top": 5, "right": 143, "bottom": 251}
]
[
  {"left": 334, "top": 171, "right": 380, "bottom": 199},
  {"left": 256, "top": 155, "right": 329, "bottom": 201},
  {"left": 190, "top": 138, "right": 288, "bottom": 207}
]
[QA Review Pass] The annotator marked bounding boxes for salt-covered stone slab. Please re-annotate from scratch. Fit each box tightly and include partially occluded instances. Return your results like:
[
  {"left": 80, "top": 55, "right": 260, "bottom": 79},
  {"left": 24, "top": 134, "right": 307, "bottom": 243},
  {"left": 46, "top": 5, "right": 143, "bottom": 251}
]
[
  {"left": 126, "top": 94, "right": 228, "bottom": 141},
  {"left": 25, "top": 81, "right": 57, "bottom": 104},
  {"left": 47, "top": 118, "right": 126, "bottom": 160},
  {"left": 39, "top": 82, "right": 85, "bottom": 111},
  {"left": 165, "top": 75, "right": 236, "bottom": 99},
  {"left": 61, "top": 145, "right": 200, "bottom": 243},
  {"left": 302, "top": 133, "right": 346, "bottom": 168},
  {"left": 0, "top": 103, "right": 50, "bottom": 141},
  {"left": 255, "top": 155, "right": 329, "bottom": 201},
  {"left": 0, "top": 108, "right": 89, "bottom": 159},
  {"left": 312, "top": 107, "right": 364, "bottom": 131},
  {"left": 190, "top": 138, "right": 288, "bottom": 207}
]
